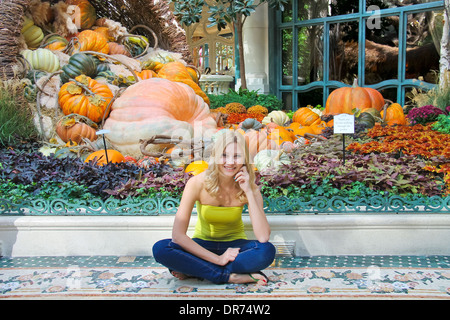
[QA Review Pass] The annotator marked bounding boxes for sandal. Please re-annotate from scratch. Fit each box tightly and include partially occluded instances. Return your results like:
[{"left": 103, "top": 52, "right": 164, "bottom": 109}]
[{"left": 249, "top": 271, "right": 269, "bottom": 283}]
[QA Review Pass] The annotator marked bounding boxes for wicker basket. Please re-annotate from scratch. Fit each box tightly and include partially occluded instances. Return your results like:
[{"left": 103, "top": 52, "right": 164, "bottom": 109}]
[{"left": 0, "top": 0, "right": 192, "bottom": 79}]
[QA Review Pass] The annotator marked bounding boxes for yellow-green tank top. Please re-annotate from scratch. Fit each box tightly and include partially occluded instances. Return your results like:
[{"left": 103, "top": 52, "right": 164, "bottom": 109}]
[{"left": 193, "top": 201, "right": 247, "bottom": 241}]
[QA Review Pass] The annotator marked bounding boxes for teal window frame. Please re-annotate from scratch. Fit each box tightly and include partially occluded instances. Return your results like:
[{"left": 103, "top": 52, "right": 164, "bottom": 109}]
[{"left": 268, "top": 0, "right": 445, "bottom": 110}]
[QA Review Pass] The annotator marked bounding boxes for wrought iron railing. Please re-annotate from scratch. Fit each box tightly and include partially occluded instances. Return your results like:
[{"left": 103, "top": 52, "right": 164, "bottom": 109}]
[{"left": 1, "top": 195, "right": 449, "bottom": 216}]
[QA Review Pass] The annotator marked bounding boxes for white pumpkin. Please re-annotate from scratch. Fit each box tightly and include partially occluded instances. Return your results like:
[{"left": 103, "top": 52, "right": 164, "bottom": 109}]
[
  {"left": 262, "top": 110, "right": 289, "bottom": 126},
  {"left": 253, "top": 149, "right": 290, "bottom": 171},
  {"left": 21, "top": 48, "right": 60, "bottom": 73}
]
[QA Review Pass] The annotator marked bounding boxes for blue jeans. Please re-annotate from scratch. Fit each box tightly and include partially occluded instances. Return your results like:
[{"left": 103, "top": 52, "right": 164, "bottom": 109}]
[{"left": 152, "top": 238, "right": 276, "bottom": 284}]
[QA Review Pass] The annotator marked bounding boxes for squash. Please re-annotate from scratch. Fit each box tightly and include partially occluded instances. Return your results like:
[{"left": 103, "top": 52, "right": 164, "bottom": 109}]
[
  {"left": 103, "top": 78, "right": 217, "bottom": 158},
  {"left": 356, "top": 111, "right": 376, "bottom": 128},
  {"left": 324, "top": 79, "right": 385, "bottom": 115},
  {"left": 55, "top": 114, "right": 98, "bottom": 144},
  {"left": 268, "top": 126, "right": 294, "bottom": 145},
  {"left": 60, "top": 52, "right": 99, "bottom": 83},
  {"left": 136, "top": 69, "right": 156, "bottom": 80},
  {"left": 21, "top": 48, "right": 60, "bottom": 73},
  {"left": 292, "top": 107, "right": 321, "bottom": 126},
  {"left": 239, "top": 118, "right": 263, "bottom": 131},
  {"left": 157, "top": 62, "right": 210, "bottom": 105},
  {"left": 262, "top": 110, "right": 289, "bottom": 126},
  {"left": 85, "top": 149, "right": 125, "bottom": 166},
  {"left": 254, "top": 149, "right": 290, "bottom": 171},
  {"left": 137, "top": 156, "right": 159, "bottom": 169},
  {"left": 381, "top": 103, "right": 407, "bottom": 126},
  {"left": 241, "top": 129, "right": 279, "bottom": 160},
  {"left": 66, "top": 0, "right": 97, "bottom": 30},
  {"left": 44, "top": 35, "right": 68, "bottom": 51},
  {"left": 108, "top": 42, "right": 131, "bottom": 56},
  {"left": 287, "top": 122, "right": 315, "bottom": 138},
  {"left": 21, "top": 17, "right": 44, "bottom": 49},
  {"left": 185, "top": 160, "right": 208, "bottom": 175},
  {"left": 58, "top": 75, "right": 113, "bottom": 123},
  {"left": 74, "top": 30, "right": 109, "bottom": 54}
]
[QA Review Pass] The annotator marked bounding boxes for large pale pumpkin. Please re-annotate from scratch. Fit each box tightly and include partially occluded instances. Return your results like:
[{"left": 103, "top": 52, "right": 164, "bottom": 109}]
[
  {"left": 103, "top": 78, "right": 217, "bottom": 158},
  {"left": 157, "top": 62, "right": 210, "bottom": 105},
  {"left": 58, "top": 75, "right": 113, "bottom": 123},
  {"left": 324, "top": 79, "right": 384, "bottom": 115}
]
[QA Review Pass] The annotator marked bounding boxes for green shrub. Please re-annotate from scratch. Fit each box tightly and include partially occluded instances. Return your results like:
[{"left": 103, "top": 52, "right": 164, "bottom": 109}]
[{"left": 208, "top": 88, "right": 283, "bottom": 112}]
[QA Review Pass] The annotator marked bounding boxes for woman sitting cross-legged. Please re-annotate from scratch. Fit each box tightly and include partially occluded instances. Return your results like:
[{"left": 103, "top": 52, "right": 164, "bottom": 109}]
[{"left": 152, "top": 130, "right": 276, "bottom": 285}]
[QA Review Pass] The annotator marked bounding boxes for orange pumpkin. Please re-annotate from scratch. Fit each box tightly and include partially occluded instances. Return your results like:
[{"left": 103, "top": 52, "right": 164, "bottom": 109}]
[
  {"left": 55, "top": 117, "right": 97, "bottom": 144},
  {"left": 287, "top": 122, "right": 316, "bottom": 138},
  {"left": 58, "top": 75, "right": 114, "bottom": 123},
  {"left": 324, "top": 79, "right": 385, "bottom": 115},
  {"left": 242, "top": 129, "right": 279, "bottom": 159},
  {"left": 108, "top": 42, "right": 131, "bottom": 56},
  {"left": 74, "top": 30, "right": 109, "bottom": 54},
  {"left": 292, "top": 107, "right": 321, "bottom": 126},
  {"left": 185, "top": 160, "right": 208, "bottom": 175},
  {"left": 85, "top": 149, "right": 125, "bottom": 166},
  {"left": 381, "top": 103, "right": 407, "bottom": 126},
  {"left": 268, "top": 126, "right": 294, "bottom": 145},
  {"left": 136, "top": 69, "right": 156, "bottom": 80},
  {"left": 66, "top": 0, "right": 97, "bottom": 30},
  {"left": 157, "top": 62, "right": 210, "bottom": 105}
]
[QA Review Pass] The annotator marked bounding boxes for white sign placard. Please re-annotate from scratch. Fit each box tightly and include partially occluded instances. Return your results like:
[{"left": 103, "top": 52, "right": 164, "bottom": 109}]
[{"left": 333, "top": 114, "right": 355, "bottom": 134}]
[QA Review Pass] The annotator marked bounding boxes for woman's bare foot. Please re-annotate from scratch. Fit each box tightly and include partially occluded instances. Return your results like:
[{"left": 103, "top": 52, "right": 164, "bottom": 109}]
[
  {"left": 170, "top": 270, "right": 190, "bottom": 280},
  {"left": 229, "top": 272, "right": 268, "bottom": 285}
]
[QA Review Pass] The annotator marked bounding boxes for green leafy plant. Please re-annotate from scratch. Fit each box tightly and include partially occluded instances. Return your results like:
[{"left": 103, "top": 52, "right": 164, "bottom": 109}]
[
  {"left": 432, "top": 114, "right": 450, "bottom": 134},
  {"left": 208, "top": 88, "right": 283, "bottom": 112}
]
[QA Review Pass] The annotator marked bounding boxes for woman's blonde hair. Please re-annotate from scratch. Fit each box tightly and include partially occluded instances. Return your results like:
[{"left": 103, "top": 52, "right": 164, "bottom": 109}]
[{"left": 204, "top": 130, "right": 256, "bottom": 203}]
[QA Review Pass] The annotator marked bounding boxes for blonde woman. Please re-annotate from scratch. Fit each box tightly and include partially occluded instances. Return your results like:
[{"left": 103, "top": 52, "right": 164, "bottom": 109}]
[{"left": 153, "top": 130, "right": 275, "bottom": 285}]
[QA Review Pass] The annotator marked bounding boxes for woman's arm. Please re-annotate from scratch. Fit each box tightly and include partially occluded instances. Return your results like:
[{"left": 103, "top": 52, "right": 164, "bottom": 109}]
[
  {"left": 235, "top": 167, "right": 271, "bottom": 243},
  {"left": 171, "top": 175, "right": 239, "bottom": 266}
]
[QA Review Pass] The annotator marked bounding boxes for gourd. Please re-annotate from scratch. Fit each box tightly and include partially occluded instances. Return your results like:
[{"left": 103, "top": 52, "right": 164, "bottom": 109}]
[
  {"left": 21, "top": 17, "right": 44, "bottom": 49},
  {"left": 21, "top": 48, "right": 60, "bottom": 73},
  {"left": 381, "top": 103, "right": 407, "bottom": 126},
  {"left": 262, "top": 110, "right": 289, "bottom": 126},
  {"left": 185, "top": 160, "right": 208, "bottom": 175},
  {"left": 137, "top": 156, "right": 159, "bottom": 169},
  {"left": 136, "top": 69, "right": 156, "bottom": 80},
  {"left": 157, "top": 62, "right": 210, "bottom": 105},
  {"left": 84, "top": 149, "right": 125, "bottom": 166},
  {"left": 60, "top": 52, "right": 99, "bottom": 83},
  {"left": 324, "top": 79, "right": 385, "bottom": 115},
  {"left": 103, "top": 78, "right": 217, "bottom": 158},
  {"left": 292, "top": 107, "right": 321, "bottom": 126},
  {"left": 239, "top": 118, "right": 263, "bottom": 131},
  {"left": 73, "top": 30, "right": 109, "bottom": 54},
  {"left": 58, "top": 75, "right": 113, "bottom": 123},
  {"left": 287, "top": 122, "right": 316, "bottom": 138},
  {"left": 253, "top": 150, "right": 290, "bottom": 171},
  {"left": 55, "top": 114, "right": 98, "bottom": 144},
  {"left": 44, "top": 35, "right": 68, "bottom": 51},
  {"left": 108, "top": 42, "right": 131, "bottom": 56},
  {"left": 356, "top": 111, "right": 376, "bottom": 128},
  {"left": 66, "top": 0, "right": 97, "bottom": 30},
  {"left": 242, "top": 129, "right": 279, "bottom": 159}
]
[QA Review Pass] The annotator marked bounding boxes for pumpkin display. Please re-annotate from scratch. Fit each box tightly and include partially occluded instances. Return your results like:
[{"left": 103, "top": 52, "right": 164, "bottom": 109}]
[
  {"left": 185, "top": 160, "right": 208, "bottom": 175},
  {"left": 381, "top": 103, "right": 407, "bottom": 126},
  {"left": 157, "top": 62, "right": 210, "bottom": 105},
  {"left": 21, "top": 48, "right": 60, "bottom": 73},
  {"left": 74, "top": 30, "right": 109, "bottom": 54},
  {"left": 66, "top": 0, "right": 97, "bottom": 30},
  {"left": 58, "top": 74, "right": 113, "bottom": 123},
  {"left": 60, "top": 52, "right": 99, "bottom": 83},
  {"left": 253, "top": 149, "right": 290, "bottom": 171},
  {"left": 84, "top": 149, "right": 125, "bottom": 166},
  {"left": 103, "top": 78, "right": 217, "bottom": 158},
  {"left": 292, "top": 107, "right": 321, "bottom": 126},
  {"left": 324, "top": 79, "right": 385, "bottom": 115},
  {"left": 21, "top": 17, "right": 44, "bottom": 49},
  {"left": 262, "top": 110, "right": 289, "bottom": 126},
  {"left": 55, "top": 115, "right": 98, "bottom": 144}
]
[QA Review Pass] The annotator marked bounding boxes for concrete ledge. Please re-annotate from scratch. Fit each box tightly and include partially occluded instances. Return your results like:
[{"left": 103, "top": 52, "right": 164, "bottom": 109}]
[{"left": 1, "top": 214, "right": 450, "bottom": 257}]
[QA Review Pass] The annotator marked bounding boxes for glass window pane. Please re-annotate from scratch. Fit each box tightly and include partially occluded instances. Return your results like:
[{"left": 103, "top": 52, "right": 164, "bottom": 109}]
[
  {"left": 405, "top": 11, "right": 441, "bottom": 83},
  {"left": 369, "top": 0, "right": 442, "bottom": 10},
  {"left": 365, "top": 15, "right": 399, "bottom": 84},
  {"left": 329, "top": 21, "right": 359, "bottom": 84},
  {"left": 378, "top": 87, "right": 397, "bottom": 103},
  {"left": 298, "top": 88, "right": 324, "bottom": 109},
  {"left": 282, "top": 91, "right": 293, "bottom": 110},
  {"left": 282, "top": 1, "right": 294, "bottom": 22},
  {"left": 298, "top": 25, "right": 324, "bottom": 84},
  {"left": 330, "top": 0, "right": 360, "bottom": 16},
  {"left": 298, "top": 0, "right": 330, "bottom": 20},
  {"left": 282, "top": 28, "right": 294, "bottom": 85}
]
